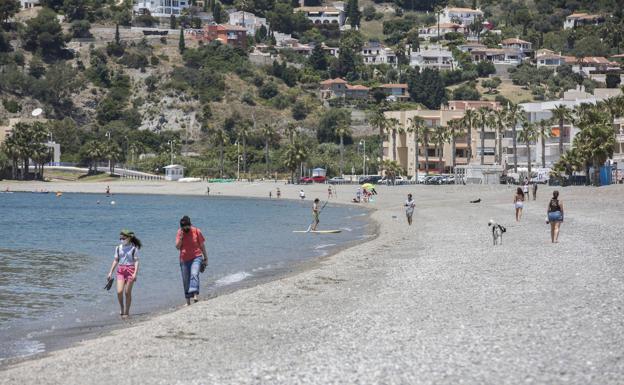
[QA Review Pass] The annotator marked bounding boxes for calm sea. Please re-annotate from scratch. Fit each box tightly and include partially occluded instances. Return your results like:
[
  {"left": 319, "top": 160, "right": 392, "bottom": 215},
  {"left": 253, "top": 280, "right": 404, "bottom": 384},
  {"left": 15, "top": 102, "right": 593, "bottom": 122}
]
[{"left": 0, "top": 192, "right": 373, "bottom": 361}]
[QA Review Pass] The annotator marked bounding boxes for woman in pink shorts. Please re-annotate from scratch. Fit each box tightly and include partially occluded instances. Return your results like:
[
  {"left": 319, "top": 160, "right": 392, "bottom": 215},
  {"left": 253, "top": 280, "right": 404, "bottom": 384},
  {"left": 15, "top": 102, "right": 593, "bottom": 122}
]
[{"left": 107, "top": 229, "right": 142, "bottom": 318}]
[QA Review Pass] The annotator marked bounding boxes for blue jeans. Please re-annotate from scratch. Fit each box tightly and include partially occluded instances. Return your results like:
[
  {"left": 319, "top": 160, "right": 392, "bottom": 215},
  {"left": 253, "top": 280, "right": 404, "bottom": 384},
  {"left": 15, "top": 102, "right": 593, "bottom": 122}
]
[{"left": 180, "top": 256, "right": 202, "bottom": 298}]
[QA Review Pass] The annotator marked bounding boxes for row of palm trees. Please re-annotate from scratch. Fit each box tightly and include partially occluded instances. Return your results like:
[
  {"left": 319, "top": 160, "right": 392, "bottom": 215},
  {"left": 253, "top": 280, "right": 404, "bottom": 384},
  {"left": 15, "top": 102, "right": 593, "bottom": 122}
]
[
  {"left": 370, "top": 93, "right": 624, "bottom": 182},
  {"left": 0, "top": 122, "right": 52, "bottom": 180}
]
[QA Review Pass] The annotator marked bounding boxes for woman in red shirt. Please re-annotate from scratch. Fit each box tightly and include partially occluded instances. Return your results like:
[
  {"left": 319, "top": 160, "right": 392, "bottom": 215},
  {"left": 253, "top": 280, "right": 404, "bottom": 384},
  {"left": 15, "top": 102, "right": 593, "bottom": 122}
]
[{"left": 175, "top": 216, "right": 208, "bottom": 305}]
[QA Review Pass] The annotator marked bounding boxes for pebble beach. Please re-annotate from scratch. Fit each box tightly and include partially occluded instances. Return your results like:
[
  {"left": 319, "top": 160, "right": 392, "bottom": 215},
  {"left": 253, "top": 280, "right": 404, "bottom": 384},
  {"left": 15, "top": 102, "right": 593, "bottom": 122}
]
[{"left": 1, "top": 180, "right": 623, "bottom": 384}]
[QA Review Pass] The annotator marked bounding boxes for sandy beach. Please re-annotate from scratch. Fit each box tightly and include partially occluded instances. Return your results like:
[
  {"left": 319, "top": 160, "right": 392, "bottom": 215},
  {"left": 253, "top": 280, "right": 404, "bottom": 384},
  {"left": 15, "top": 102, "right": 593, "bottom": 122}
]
[{"left": 1, "top": 179, "right": 624, "bottom": 384}]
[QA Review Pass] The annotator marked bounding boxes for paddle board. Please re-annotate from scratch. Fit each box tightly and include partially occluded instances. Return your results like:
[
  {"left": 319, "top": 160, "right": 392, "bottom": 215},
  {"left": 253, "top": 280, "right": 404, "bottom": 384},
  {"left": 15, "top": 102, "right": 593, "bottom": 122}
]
[{"left": 293, "top": 230, "right": 342, "bottom": 234}]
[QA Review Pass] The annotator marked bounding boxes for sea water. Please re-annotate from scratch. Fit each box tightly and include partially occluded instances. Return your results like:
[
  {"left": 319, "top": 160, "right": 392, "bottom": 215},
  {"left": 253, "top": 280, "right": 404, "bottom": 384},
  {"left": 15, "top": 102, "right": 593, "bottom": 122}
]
[{"left": 0, "top": 192, "right": 373, "bottom": 361}]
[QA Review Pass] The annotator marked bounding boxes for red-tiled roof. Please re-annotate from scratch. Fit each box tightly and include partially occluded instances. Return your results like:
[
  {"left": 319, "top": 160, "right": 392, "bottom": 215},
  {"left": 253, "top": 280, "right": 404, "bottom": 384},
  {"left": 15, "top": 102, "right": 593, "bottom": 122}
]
[
  {"left": 379, "top": 84, "right": 408, "bottom": 89},
  {"left": 346, "top": 84, "right": 370, "bottom": 90},
  {"left": 501, "top": 38, "right": 530, "bottom": 45},
  {"left": 320, "top": 78, "right": 347, "bottom": 85}
]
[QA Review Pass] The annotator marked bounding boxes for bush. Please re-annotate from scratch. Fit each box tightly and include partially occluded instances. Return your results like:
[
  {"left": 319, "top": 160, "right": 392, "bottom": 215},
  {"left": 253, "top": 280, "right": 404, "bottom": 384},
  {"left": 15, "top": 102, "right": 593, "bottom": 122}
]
[
  {"left": 2, "top": 99, "right": 21, "bottom": 113},
  {"left": 363, "top": 5, "right": 376, "bottom": 21},
  {"left": 452, "top": 83, "right": 480, "bottom": 100},
  {"left": 150, "top": 55, "right": 160, "bottom": 65},
  {"left": 259, "top": 82, "right": 278, "bottom": 99},
  {"left": 70, "top": 20, "right": 92, "bottom": 38},
  {"left": 134, "top": 15, "right": 157, "bottom": 27},
  {"left": 118, "top": 52, "right": 149, "bottom": 69},
  {"left": 476, "top": 61, "right": 496, "bottom": 77}
]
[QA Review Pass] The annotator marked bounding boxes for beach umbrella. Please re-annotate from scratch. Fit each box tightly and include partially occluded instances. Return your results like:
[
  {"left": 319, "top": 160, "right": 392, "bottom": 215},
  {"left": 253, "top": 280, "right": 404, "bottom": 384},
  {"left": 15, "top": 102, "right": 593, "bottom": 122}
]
[{"left": 361, "top": 183, "right": 375, "bottom": 190}]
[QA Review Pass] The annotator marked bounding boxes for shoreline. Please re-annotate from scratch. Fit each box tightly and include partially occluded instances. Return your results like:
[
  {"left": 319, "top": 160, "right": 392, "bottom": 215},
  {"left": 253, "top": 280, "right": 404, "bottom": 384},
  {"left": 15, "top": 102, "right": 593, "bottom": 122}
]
[
  {"left": 2, "top": 181, "right": 624, "bottom": 384},
  {"left": 0, "top": 180, "right": 380, "bottom": 368}
]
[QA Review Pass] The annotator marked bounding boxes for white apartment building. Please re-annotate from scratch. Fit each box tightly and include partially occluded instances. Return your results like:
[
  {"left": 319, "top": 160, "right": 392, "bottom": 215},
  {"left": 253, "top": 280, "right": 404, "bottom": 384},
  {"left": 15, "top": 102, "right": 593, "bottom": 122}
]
[
  {"left": 228, "top": 11, "right": 268, "bottom": 35},
  {"left": 134, "top": 0, "right": 189, "bottom": 17},
  {"left": 410, "top": 46, "right": 456, "bottom": 71},
  {"left": 361, "top": 42, "right": 396, "bottom": 66},
  {"left": 418, "top": 23, "right": 466, "bottom": 40},
  {"left": 439, "top": 7, "right": 483, "bottom": 26}
]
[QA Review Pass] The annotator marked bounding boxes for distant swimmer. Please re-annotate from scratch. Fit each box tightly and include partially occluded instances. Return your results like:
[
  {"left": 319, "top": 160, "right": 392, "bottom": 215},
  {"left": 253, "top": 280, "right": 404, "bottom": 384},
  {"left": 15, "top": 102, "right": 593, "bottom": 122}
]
[
  {"left": 311, "top": 198, "right": 320, "bottom": 231},
  {"left": 105, "top": 186, "right": 111, "bottom": 195},
  {"left": 276, "top": 188, "right": 281, "bottom": 199},
  {"left": 107, "top": 229, "right": 142, "bottom": 318}
]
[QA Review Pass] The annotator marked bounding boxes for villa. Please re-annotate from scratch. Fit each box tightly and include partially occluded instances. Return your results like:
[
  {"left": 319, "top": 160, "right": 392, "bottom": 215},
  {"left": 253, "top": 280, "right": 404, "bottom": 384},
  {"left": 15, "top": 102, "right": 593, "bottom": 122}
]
[
  {"left": 418, "top": 23, "right": 466, "bottom": 40},
  {"left": 564, "top": 13, "right": 606, "bottom": 29},
  {"left": 439, "top": 6, "right": 484, "bottom": 26},
  {"left": 361, "top": 42, "right": 397, "bottom": 66},
  {"left": 410, "top": 46, "right": 456, "bottom": 71},
  {"left": 501, "top": 38, "right": 532, "bottom": 56},
  {"left": 186, "top": 24, "right": 247, "bottom": 49},
  {"left": 470, "top": 47, "right": 523, "bottom": 65},
  {"left": 134, "top": 0, "right": 189, "bottom": 17},
  {"left": 20, "top": 0, "right": 39, "bottom": 8},
  {"left": 228, "top": 11, "right": 268, "bottom": 35},
  {"left": 320, "top": 78, "right": 370, "bottom": 100},
  {"left": 377, "top": 84, "right": 409, "bottom": 101},
  {"left": 536, "top": 51, "right": 566, "bottom": 68},
  {"left": 295, "top": 5, "right": 346, "bottom": 27}
]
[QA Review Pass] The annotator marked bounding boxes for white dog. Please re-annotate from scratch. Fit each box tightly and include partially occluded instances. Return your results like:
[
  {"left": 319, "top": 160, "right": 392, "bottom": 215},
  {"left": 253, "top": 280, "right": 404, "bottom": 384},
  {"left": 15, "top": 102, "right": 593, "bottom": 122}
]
[{"left": 488, "top": 219, "right": 506, "bottom": 245}]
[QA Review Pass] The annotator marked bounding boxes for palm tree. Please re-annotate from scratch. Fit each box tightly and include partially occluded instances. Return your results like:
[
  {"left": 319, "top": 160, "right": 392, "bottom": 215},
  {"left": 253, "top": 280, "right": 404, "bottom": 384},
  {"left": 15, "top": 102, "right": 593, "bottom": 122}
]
[
  {"left": 420, "top": 124, "right": 432, "bottom": 175},
  {"left": 492, "top": 108, "right": 508, "bottom": 165},
  {"left": 551, "top": 104, "right": 573, "bottom": 159},
  {"left": 284, "top": 122, "right": 297, "bottom": 145},
  {"left": 406, "top": 116, "right": 425, "bottom": 179},
  {"left": 506, "top": 103, "right": 525, "bottom": 173},
  {"left": 537, "top": 119, "right": 553, "bottom": 168},
  {"left": 128, "top": 142, "right": 145, "bottom": 168},
  {"left": 447, "top": 118, "right": 463, "bottom": 170},
  {"left": 105, "top": 141, "right": 122, "bottom": 175},
  {"left": 431, "top": 125, "right": 448, "bottom": 173},
  {"left": 335, "top": 123, "right": 352, "bottom": 176},
  {"left": 573, "top": 105, "right": 615, "bottom": 184},
  {"left": 261, "top": 123, "right": 277, "bottom": 176},
  {"left": 283, "top": 140, "right": 308, "bottom": 184},
  {"left": 82, "top": 141, "right": 105, "bottom": 174},
  {"left": 387, "top": 117, "right": 400, "bottom": 161},
  {"left": 368, "top": 107, "right": 390, "bottom": 166},
  {"left": 476, "top": 107, "right": 493, "bottom": 165},
  {"left": 237, "top": 119, "right": 252, "bottom": 176},
  {"left": 518, "top": 121, "right": 538, "bottom": 177},
  {"left": 462, "top": 109, "right": 477, "bottom": 163},
  {"left": 212, "top": 128, "right": 229, "bottom": 178}
]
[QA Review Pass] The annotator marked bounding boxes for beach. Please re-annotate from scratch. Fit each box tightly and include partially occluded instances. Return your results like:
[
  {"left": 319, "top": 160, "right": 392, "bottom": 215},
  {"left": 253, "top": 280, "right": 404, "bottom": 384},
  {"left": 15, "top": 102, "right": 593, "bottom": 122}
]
[{"left": 1, "top": 180, "right": 624, "bottom": 384}]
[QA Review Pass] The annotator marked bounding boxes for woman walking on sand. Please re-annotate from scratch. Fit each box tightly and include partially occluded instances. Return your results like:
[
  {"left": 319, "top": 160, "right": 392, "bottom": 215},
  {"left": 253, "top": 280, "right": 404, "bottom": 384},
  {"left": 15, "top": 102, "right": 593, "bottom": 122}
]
[
  {"left": 176, "top": 216, "right": 208, "bottom": 305},
  {"left": 107, "top": 229, "right": 141, "bottom": 318},
  {"left": 404, "top": 193, "right": 415, "bottom": 225},
  {"left": 547, "top": 190, "right": 564, "bottom": 243},
  {"left": 514, "top": 187, "right": 525, "bottom": 221}
]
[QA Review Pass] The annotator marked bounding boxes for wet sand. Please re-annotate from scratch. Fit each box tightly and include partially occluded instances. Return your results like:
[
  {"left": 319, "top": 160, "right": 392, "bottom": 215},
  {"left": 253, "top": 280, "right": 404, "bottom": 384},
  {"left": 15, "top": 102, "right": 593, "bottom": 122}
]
[{"left": 1, "top": 180, "right": 624, "bottom": 384}]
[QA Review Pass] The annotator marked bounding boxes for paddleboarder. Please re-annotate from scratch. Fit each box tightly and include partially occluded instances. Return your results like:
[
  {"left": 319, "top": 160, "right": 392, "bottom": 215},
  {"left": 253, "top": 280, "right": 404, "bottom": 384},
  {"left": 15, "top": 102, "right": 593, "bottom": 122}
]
[{"left": 311, "top": 198, "right": 320, "bottom": 231}]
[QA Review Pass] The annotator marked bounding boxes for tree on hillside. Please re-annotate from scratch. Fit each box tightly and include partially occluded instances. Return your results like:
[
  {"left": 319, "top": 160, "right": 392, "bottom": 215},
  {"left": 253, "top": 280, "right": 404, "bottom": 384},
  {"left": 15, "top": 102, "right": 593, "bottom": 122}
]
[
  {"left": 170, "top": 14, "right": 177, "bottom": 29},
  {"left": 0, "top": 0, "right": 20, "bottom": 24},
  {"left": 22, "top": 8, "right": 68, "bottom": 59},
  {"left": 62, "top": 0, "right": 89, "bottom": 21},
  {"left": 346, "top": 0, "right": 361, "bottom": 29},
  {"left": 178, "top": 27, "right": 185, "bottom": 53},
  {"left": 481, "top": 77, "right": 501, "bottom": 94},
  {"left": 308, "top": 43, "right": 327, "bottom": 71},
  {"left": 406, "top": 68, "right": 446, "bottom": 109}
]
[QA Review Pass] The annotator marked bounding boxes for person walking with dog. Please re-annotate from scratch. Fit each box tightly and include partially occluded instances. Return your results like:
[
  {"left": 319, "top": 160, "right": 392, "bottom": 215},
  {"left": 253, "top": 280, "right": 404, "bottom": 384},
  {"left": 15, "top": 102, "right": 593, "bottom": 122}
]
[
  {"left": 176, "top": 216, "right": 208, "bottom": 305},
  {"left": 514, "top": 187, "right": 525, "bottom": 221},
  {"left": 546, "top": 190, "right": 564, "bottom": 243},
  {"left": 404, "top": 194, "right": 415, "bottom": 225},
  {"left": 107, "top": 229, "right": 141, "bottom": 318}
]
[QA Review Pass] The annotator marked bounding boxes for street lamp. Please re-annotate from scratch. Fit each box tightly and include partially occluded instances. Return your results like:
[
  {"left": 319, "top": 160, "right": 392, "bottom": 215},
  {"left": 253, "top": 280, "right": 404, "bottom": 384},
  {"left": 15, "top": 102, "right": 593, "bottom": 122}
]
[
  {"left": 236, "top": 140, "right": 240, "bottom": 181},
  {"left": 105, "top": 131, "right": 111, "bottom": 172},
  {"left": 359, "top": 140, "right": 366, "bottom": 176}
]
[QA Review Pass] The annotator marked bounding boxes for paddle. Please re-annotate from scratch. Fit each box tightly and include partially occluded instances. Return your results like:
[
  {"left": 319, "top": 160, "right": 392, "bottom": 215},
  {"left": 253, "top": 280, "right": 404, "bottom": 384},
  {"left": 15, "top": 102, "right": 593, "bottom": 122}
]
[{"left": 306, "top": 200, "right": 329, "bottom": 232}]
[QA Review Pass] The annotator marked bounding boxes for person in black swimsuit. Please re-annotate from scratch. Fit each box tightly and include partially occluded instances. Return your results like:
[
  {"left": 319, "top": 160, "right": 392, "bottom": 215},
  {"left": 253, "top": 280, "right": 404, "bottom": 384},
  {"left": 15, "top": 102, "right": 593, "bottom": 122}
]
[{"left": 546, "top": 190, "right": 564, "bottom": 243}]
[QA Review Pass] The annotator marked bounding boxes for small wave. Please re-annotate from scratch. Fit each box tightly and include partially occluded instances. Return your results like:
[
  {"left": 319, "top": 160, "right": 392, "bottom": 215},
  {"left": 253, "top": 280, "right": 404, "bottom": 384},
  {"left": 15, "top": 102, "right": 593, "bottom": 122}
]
[
  {"left": 0, "top": 339, "right": 45, "bottom": 362},
  {"left": 314, "top": 244, "right": 336, "bottom": 250},
  {"left": 341, "top": 227, "right": 353, "bottom": 232},
  {"left": 214, "top": 272, "right": 252, "bottom": 287}
]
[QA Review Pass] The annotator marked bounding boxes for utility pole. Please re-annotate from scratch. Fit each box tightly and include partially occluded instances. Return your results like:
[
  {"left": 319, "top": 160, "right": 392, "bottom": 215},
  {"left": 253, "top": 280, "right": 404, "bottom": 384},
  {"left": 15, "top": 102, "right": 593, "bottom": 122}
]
[
  {"left": 360, "top": 140, "right": 366, "bottom": 176},
  {"left": 236, "top": 140, "right": 240, "bottom": 180},
  {"left": 106, "top": 131, "right": 111, "bottom": 172}
]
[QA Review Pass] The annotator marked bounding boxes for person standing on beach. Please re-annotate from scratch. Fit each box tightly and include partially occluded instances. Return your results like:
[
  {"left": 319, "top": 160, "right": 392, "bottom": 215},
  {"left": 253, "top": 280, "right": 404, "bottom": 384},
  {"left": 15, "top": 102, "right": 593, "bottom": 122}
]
[
  {"left": 532, "top": 182, "right": 538, "bottom": 201},
  {"left": 107, "top": 229, "right": 141, "bottom": 318},
  {"left": 405, "top": 194, "right": 415, "bottom": 225},
  {"left": 206, "top": 186, "right": 210, "bottom": 195},
  {"left": 327, "top": 186, "right": 333, "bottom": 199},
  {"left": 299, "top": 189, "right": 305, "bottom": 200},
  {"left": 522, "top": 179, "right": 529, "bottom": 199},
  {"left": 514, "top": 187, "right": 525, "bottom": 222},
  {"left": 311, "top": 198, "right": 320, "bottom": 231},
  {"left": 106, "top": 186, "right": 110, "bottom": 196},
  {"left": 276, "top": 188, "right": 281, "bottom": 198},
  {"left": 175, "top": 216, "right": 208, "bottom": 305},
  {"left": 547, "top": 190, "right": 564, "bottom": 243},
  {"left": 269, "top": 191, "right": 272, "bottom": 199}
]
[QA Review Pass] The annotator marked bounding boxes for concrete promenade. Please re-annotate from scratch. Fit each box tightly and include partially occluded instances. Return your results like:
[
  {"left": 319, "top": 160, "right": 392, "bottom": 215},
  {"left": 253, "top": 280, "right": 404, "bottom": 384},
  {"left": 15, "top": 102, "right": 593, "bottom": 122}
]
[{"left": 1, "top": 181, "right": 623, "bottom": 384}]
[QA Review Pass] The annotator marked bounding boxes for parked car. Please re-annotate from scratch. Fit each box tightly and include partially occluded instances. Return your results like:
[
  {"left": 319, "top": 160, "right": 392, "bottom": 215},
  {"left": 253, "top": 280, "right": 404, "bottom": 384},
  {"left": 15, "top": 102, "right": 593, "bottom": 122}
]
[
  {"left": 499, "top": 175, "right": 517, "bottom": 185},
  {"left": 328, "top": 176, "right": 346, "bottom": 184},
  {"left": 359, "top": 175, "right": 383, "bottom": 184},
  {"left": 299, "top": 175, "right": 326, "bottom": 184},
  {"left": 424, "top": 175, "right": 444, "bottom": 185},
  {"left": 411, "top": 174, "right": 427, "bottom": 184},
  {"left": 380, "top": 176, "right": 406, "bottom": 185},
  {"left": 441, "top": 175, "right": 455, "bottom": 184},
  {"left": 300, "top": 176, "right": 313, "bottom": 184}
]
